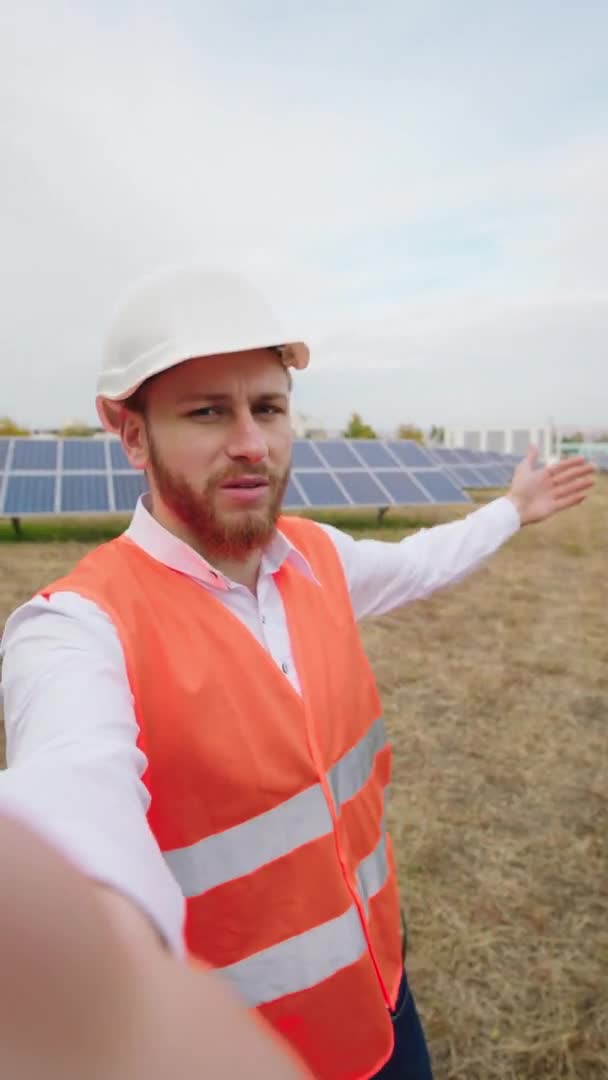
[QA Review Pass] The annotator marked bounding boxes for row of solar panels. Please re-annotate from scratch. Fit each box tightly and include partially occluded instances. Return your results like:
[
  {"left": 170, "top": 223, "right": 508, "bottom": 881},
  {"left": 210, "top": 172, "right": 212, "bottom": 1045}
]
[
  {"left": 0, "top": 437, "right": 522, "bottom": 473},
  {"left": 0, "top": 438, "right": 520, "bottom": 516}
]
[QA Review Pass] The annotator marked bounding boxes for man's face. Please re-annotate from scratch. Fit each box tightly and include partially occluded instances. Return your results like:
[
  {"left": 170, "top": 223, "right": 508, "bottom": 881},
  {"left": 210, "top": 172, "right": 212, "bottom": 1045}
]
[{"left": 122, "top": 348, "right": 292, "bottom": 560}]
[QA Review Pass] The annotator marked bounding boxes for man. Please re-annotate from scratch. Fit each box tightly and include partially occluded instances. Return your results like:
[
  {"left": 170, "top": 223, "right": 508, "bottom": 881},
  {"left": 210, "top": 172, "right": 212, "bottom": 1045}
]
[{"left": 0, "top": 266, "right": 594, "bottom": 1079}]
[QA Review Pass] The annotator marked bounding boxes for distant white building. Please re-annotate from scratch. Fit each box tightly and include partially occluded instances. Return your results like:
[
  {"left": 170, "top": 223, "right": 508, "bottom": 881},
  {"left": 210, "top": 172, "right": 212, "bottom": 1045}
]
[{"left": 444, "top": 424, "right": 555, "bottom": 460}]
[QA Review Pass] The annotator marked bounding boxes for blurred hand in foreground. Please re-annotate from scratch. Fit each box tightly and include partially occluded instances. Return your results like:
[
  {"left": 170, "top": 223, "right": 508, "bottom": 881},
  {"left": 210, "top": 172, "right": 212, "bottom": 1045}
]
[
  {"left": 507, "top": 447, "right": 596, "bottom": 526},
  {"left": 0, "top": 812, "right": 310, "bottom": 1080}
]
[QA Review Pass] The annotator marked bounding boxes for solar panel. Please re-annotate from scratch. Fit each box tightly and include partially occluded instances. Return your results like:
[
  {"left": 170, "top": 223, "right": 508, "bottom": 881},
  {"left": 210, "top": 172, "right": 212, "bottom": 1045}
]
[
  {"left": 428, "top": 448, "right": 467, "bottom": 466},
  {"left": 61, "top": 474, "right": 110, "bottom": 513},
  {"left": 291, "top": 441, "right": 323, "bottom": 468},
  {"left": 12, "top": 439, "right": 58, "bottom": 471},
  {"left": 110, "top": 441, "right": 131, "bottom": 469},
  {"left": 4, "top": 475, "right": 56, "bottom": 513},
  {"left": 448, "top": 465, "right": 488, "bottom": 489},
  {"left": 474, "top": 465, "right": 509, "bottom": 487},
  {"left": 373, "top": 470, "right": 432, "bottom": 504},
  {"left": 313, "top": 440, "right": 361, "bottom": 468},
  {"left": 456, "top": 448, "right": 483, "bottom": 465},
  {"left": 62, "top": 439, "right": 107, "bottom": 470},
  {"left": 283, "top": 477, "right": 308, "bottom": 508},
  {"left": 1, "top": 437, "right": 475, "bottom": 516},
  {"left": 294, "top": 471, "right": 351, "bottom": 506},
  {"left": 113, "top": 472, "right": 147, "bottom": 511},
  {"left": 334, "top": 471, "right": 392, "bottom": 505},
  {"left": 410, "top": 469, "right": 470, "bottom": 504},
  {"left": 349, "top": 441, "right": 399, "bottom": 468},
  {"left": 387, "top": 440, "right": 435, "bottom": 468}
]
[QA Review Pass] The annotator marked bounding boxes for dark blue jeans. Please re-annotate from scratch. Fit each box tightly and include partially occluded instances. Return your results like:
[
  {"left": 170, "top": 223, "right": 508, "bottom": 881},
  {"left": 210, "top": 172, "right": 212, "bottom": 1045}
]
[{"left": 372, "top": 970, "right": 433, "bottom": 1079}]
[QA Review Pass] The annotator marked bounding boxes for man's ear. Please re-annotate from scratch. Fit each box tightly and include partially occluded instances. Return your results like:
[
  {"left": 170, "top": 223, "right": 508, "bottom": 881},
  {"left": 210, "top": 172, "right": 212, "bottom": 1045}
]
[{"left": 120, "top": 410, "right": 149, "bottom": 471}]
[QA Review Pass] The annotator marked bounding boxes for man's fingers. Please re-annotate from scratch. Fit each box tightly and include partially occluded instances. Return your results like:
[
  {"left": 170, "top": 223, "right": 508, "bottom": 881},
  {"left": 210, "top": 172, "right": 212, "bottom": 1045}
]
[
  {"left": 550, "top": 463, "right": 596, "bottom": 488},
  {"left": 549, "top": 456, "right": 594, "bottom": 479},
  {"left": 553, "top": 476, "right": 596, "bottom": 504}
]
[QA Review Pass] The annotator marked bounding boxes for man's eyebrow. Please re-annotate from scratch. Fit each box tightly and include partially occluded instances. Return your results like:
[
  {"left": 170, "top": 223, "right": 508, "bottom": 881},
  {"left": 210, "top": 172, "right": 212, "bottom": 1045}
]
[{"left": 177, "top": 391, "right": 288, "bottom": 405}]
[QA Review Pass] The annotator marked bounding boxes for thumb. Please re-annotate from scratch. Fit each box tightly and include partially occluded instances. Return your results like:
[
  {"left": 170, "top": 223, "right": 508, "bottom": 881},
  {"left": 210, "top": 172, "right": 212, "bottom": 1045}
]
[{"left": 525, "top": 444, "right": 538, "bottom": 468}]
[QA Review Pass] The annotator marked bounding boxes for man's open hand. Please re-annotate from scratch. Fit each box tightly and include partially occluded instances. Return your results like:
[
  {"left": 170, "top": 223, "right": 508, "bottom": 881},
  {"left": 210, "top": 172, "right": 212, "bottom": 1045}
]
[{"left": 507, "top": 447, "right": 596, "bottom": 526}]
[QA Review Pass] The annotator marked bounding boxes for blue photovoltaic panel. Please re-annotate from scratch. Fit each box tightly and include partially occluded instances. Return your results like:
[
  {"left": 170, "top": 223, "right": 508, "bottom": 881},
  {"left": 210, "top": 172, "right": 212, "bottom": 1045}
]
[
  {"left": 110, "top": 441, "right": 131, "bottom": 469},
  {"left": 474, "top": 465, "right": 509, "bottom": 487},
  {"left": 497, "top": 465, "right": 515, "bottom": 483},
  {"left": 387, "top": 440, "right": 435, "bottom": 468},
  {"left": 314, "top": 440, "right": 361, "bottom": 468},
  {"left": 113, "top": 472, "right": 147, "bottom": 511},
  {"left": 411, "top": 469, "right": 470, "bottom": 504},
  {"left": 350, "top": 441, "right": 399, "bottom": 468},
  {"left": 12, "top": 440, "right": 58, "bottom": 471},
  {"left": 448, "top": 466, "right": 488, "bottom": 489},
  {"left": 283, "top": 477, "right": 307, "bottom": 508},
  {"left": 61, "top": 474, "right": 110, "bottom": 513},
  {"left": 456, "top": 448, "right": 483, "bottom": 465},
  {"left": 373, "top": 470, "right": 432, "bottom": 504},
  {"left": 0, "top": 439, "right": 9, "bottom": 470},
  {"left": 428, "top": 448, "right": 466, "bottom": 466},
  {"left": 4, "top": 475, "right": 56, "bottom": 514},
  {"left": 62, "top": 439, "right": 107, "bottom": 470},
  {"left": 291, "top": 441, "right": 322, "bottom": 468},
  {"left": 335, "top": 470, "right": 391, "bottom": 505},
  {"left": 294, "top": 470, "right": 350, "bottom": 507}
]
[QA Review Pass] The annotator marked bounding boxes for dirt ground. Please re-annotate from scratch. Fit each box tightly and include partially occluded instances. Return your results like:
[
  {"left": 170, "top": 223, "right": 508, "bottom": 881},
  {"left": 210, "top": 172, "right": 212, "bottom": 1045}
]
[{"left": 0, "top": 481, "right": 606, "bottom": 1078}]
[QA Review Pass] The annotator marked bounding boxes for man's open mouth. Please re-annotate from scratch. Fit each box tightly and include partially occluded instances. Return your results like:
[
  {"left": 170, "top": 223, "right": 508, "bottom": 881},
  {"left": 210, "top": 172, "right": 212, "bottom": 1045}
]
[{"left": 221, "top": 477, "right": 270, "bottom": 490}]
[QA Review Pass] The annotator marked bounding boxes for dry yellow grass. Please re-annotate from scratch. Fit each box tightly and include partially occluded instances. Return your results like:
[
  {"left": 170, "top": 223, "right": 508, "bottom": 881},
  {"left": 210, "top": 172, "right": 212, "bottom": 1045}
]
[{"left": 1, "top": 480, "right": 607, "bottom": 1078}]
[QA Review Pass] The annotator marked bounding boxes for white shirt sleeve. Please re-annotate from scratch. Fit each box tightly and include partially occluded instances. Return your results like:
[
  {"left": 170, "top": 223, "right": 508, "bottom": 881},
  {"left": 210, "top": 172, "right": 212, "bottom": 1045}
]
[
  {"left": 0, "top": 593, "right": 186, "bottom": 953},
  {"left": 318, "top": 496, "right": 521, "bottom": 619}
]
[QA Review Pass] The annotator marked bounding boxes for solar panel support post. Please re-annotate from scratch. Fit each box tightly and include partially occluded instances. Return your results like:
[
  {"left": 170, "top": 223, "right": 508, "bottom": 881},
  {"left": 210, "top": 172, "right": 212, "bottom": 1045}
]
[
  {"left": 377, "top": 506, "right": 389, "bottom": 525},
  {"left": 10, "top": 516, "right": 22, "bottom": 538}
]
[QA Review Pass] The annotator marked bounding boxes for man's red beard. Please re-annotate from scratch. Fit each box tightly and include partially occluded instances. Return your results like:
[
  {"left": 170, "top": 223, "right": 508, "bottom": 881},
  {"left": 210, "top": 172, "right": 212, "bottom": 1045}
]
[{"left": 147, "top": 435, "right": 289, "bottom": 560}]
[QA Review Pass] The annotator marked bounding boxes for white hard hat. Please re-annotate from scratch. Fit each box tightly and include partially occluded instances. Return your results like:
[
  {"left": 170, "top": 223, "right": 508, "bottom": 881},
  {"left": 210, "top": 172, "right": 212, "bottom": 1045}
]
[{"left": 96, "top": 265, "right": 309, "bottom": 432}]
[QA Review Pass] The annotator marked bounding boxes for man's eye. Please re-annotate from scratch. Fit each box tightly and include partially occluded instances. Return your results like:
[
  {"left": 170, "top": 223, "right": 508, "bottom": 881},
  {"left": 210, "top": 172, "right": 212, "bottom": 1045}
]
[
  {"left": 189, "top": 407, "right": 222, "bottom": 418},
  {"left": 256, "top": 404, "right": 283, "bottom": 415}
]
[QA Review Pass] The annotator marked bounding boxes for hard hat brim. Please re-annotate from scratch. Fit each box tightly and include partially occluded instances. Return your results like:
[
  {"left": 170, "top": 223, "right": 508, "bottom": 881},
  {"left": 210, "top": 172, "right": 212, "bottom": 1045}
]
[{"left": 96, "top": 340, "right": 309, "bottom": 433}]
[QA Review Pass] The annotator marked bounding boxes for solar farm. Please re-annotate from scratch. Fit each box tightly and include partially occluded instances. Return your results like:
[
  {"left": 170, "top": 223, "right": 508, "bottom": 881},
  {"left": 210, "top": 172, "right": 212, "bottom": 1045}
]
[
  {"left": 0, "top": 439, "right": 606, "bottom": 1079},
  {"left": 0, "top": 435, "right": 523, "bottom": 522}
]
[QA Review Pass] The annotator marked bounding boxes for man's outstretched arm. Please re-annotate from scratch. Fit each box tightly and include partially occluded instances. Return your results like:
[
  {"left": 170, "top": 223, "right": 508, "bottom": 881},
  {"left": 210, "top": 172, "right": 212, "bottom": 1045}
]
[{"left": 322, "top": 451, "right": 595, "bottom": 620}]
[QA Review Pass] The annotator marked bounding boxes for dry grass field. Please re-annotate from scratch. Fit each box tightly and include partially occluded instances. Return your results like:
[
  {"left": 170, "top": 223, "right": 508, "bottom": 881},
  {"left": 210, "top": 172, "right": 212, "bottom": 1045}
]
[{"left": 0, "top": 479, "right": 606, "bottom": 1078}]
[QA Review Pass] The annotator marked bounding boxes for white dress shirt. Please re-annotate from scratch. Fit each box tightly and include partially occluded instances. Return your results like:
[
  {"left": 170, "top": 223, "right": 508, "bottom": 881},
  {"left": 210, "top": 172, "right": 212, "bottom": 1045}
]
[{"left": 0, "top": 496, "right": 520, "bottom": 951}]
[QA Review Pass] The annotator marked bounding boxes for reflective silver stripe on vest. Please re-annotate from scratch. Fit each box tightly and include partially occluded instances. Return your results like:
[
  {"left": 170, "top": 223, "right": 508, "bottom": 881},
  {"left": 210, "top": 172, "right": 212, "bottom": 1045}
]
[
  {"left": 357, "top": 826, "right": 389, "bottom": 915},
  {"left": 164, "top": 717, "right": 388, "bottom": 898},
  {"left": 164, "top": 783, "right": 333, "bottom": 898},
  {"left": 328, "top": 716, "right": 387, "bottom": 809},
  {"left": 218, "top": 904, "right": 368, "bottom": 1007}
]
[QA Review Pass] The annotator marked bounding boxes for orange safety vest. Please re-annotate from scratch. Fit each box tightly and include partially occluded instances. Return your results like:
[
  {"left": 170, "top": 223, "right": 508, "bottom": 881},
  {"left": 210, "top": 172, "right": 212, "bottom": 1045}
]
[{"left": 40, "top": 516, "right": 403, "bottom": 1080}]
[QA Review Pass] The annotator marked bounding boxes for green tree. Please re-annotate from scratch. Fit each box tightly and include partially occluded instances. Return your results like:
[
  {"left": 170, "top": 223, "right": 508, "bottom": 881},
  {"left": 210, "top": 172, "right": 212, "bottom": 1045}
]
[
  {"left": 342, "top": 412, "right": 377, "bottom": 439},
  {"left": 0, "top": 416, "right": 29, "bottom": 435},
  {"left": 396, "top": 423, "right": 424, "bottom": 444},
  {"left": 59, "top": 422, "right": 97, "bottom": 437},
  {"left": 429, "top": 424, "right": 445, "bottom": 445}
]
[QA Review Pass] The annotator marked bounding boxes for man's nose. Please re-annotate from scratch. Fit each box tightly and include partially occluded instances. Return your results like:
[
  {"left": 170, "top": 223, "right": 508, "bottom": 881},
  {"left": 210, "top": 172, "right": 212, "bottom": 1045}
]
[{"left": 226, "top": 411, "right": 268, "bottom": 464}]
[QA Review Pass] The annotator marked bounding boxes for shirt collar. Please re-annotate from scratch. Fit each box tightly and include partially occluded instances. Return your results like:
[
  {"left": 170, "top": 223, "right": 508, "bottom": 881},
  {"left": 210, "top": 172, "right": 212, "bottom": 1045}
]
[{"left": 124, "top": 495, "right": 318, "bottom": 590}]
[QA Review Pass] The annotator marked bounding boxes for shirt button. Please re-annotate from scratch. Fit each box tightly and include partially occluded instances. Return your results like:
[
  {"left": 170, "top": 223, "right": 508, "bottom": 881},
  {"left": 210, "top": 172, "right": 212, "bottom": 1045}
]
[
  {"left": 261, "top": 615, "right": 266, "bottom": 624},
  {"left": 281, "top": 662, "right": 289, "bottom": 674}
]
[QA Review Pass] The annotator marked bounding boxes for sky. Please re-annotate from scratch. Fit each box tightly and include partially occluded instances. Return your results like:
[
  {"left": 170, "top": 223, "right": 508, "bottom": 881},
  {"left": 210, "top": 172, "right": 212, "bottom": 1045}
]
[{"left": 1, "top": 0, "right": 607, "bottom": 433}]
